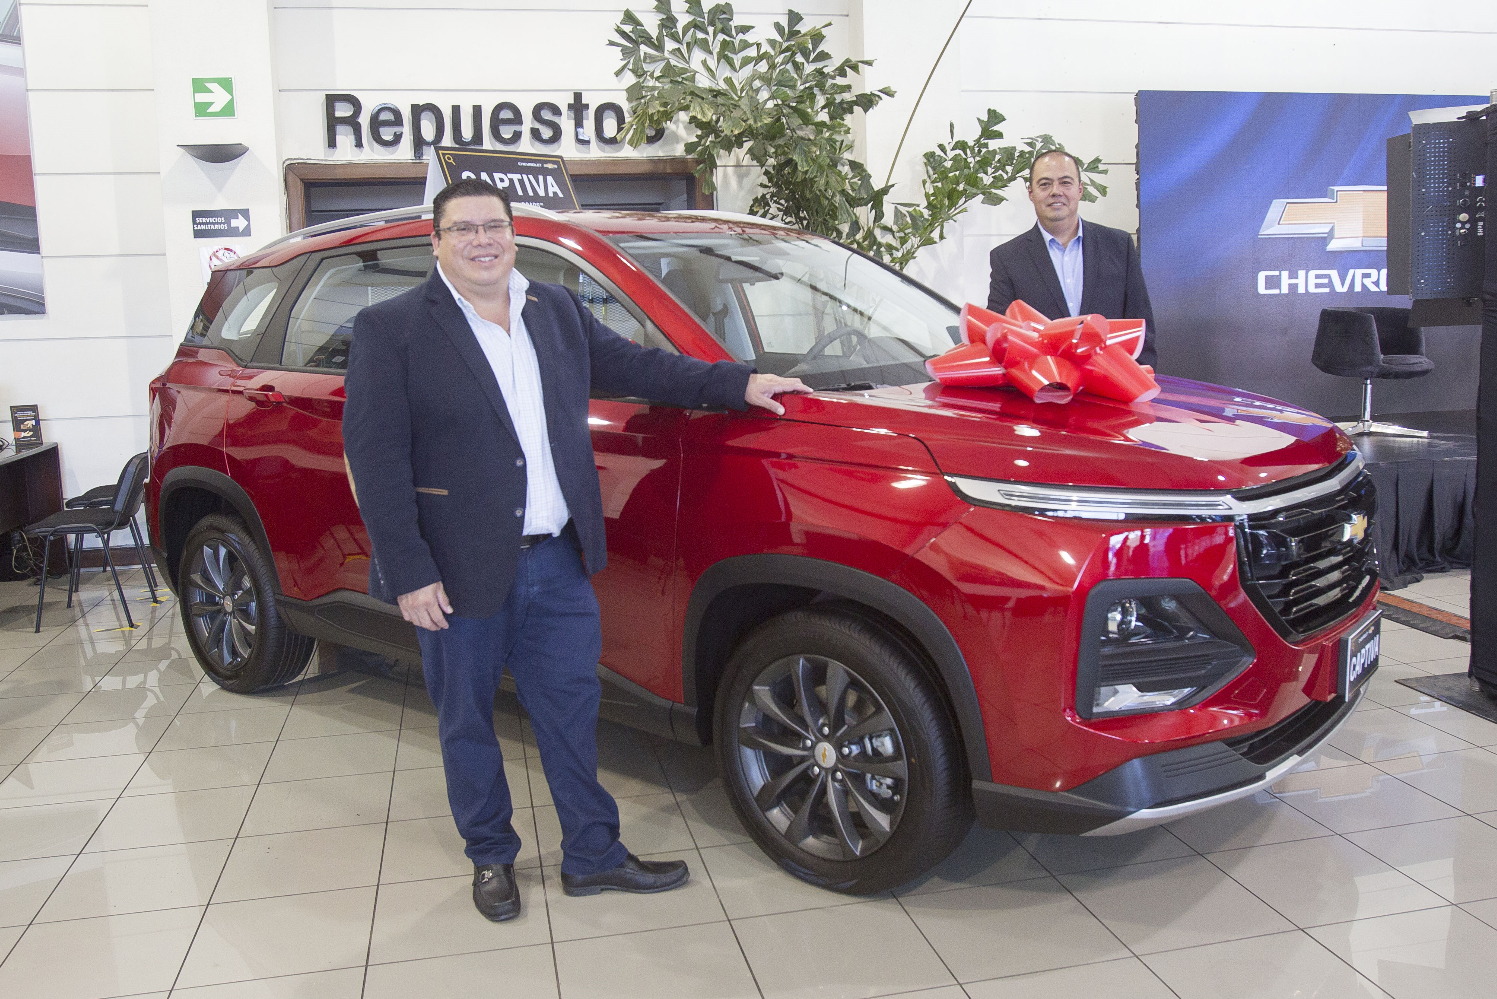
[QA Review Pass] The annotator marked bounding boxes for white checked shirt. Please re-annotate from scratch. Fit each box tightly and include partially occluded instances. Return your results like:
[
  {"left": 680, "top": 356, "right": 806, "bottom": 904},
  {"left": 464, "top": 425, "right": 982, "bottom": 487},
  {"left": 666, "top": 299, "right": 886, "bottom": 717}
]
[{"left": 437, "top": 263, "right": 571, "bottom": 537}]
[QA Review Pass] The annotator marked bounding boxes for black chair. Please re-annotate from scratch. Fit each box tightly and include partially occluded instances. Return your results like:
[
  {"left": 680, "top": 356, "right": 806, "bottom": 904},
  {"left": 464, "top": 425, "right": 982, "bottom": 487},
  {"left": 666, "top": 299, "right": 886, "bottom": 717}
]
[
  {"left": 65, "top": 469, "right": 160, "bottom": 595},
  {"left": 24, "top": 452, "right": 153, "bottom": 632},
  {"left": 1311, "top": 307, "right": 1434, "bottom": 437}
]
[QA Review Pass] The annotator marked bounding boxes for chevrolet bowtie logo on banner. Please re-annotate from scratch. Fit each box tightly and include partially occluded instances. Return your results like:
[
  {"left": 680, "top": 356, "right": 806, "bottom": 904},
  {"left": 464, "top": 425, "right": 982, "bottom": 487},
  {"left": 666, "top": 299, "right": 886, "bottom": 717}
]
[{"left": 1258, "top": 186, "right": 1387, "bottom": 250}]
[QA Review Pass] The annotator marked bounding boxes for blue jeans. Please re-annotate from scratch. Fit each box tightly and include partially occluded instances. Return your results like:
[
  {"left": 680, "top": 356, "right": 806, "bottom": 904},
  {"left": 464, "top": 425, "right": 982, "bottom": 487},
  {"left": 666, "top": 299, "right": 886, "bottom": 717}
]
[{"left": 416, "top": 534, "right": 629, "bottom": 876}]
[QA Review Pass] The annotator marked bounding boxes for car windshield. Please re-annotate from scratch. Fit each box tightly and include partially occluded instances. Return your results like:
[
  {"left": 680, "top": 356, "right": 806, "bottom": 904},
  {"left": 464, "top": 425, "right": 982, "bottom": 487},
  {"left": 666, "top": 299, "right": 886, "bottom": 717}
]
[{"left": 608, "top": 229, "right": 960, "bottom": 390}]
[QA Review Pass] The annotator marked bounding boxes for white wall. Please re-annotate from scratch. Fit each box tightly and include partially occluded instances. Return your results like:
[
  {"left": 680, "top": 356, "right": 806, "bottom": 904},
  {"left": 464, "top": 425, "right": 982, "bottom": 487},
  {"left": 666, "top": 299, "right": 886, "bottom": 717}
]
[{"left": 2, "top": 0, "right": 1494, "bottom": 502}]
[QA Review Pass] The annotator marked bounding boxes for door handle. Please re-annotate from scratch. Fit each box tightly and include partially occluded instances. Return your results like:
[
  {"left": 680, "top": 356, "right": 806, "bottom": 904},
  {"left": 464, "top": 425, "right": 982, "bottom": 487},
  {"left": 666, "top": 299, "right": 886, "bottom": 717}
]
[{"left": 244, "top": 387, "right": 286, "bottom": 407}]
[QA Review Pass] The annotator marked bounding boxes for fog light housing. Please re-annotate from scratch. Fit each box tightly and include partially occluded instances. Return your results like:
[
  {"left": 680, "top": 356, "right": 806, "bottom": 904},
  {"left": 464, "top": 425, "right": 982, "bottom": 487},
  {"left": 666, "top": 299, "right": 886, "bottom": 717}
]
[{"left": 1078, "top": 582, "right": 1255, "bottom": 719}]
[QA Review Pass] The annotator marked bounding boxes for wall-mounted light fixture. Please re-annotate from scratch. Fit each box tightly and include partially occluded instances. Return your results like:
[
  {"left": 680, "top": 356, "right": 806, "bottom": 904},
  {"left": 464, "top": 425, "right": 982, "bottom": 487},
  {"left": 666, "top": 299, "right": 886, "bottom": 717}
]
[{"left": 178, "top": 143, "right": 249, "bottom": 164}]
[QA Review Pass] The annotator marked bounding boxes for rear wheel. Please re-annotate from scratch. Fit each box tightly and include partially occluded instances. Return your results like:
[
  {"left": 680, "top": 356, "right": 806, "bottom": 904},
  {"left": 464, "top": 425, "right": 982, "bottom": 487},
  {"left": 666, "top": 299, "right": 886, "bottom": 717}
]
[
  {"left": 715, "top": 607, "right": 972, "bottom": 894},
  {"left": 179, "top": 513, "right": 313, "bottom": 692}
]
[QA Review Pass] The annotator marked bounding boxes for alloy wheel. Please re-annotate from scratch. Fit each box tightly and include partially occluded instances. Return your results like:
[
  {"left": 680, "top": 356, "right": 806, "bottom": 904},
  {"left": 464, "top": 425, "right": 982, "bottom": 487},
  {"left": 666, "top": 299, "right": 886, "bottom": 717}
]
[
  {"left": 734, "top": 653, "right": 908, "bottom": 861},
  {"left": 184, "top": 539, "right": 258, "bottom": 673}
]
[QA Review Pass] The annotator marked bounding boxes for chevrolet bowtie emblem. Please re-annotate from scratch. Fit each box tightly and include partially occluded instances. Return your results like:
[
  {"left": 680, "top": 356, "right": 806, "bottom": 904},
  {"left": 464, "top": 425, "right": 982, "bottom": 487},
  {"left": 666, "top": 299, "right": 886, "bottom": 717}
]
[
  {"left": 1259, "top": 187, "right": 1387, "bottom": 251},
  {"left": 1340, "top": 513, "right": 1369, "bottom": 544}
]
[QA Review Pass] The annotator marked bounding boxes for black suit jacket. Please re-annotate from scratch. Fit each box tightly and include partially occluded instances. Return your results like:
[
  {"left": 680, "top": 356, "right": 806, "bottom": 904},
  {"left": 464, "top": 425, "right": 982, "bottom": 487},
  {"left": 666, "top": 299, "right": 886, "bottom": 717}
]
[
  {"left": 986, "top": 222, "right": 1157, "bottom": 367},
  {"left": 343, "top": 271, "right": 752, "bottom": 619}
]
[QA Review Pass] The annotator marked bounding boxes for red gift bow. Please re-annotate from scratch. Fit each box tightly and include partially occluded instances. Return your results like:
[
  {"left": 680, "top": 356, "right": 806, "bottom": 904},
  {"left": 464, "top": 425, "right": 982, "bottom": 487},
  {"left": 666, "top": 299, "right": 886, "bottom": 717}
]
[{"left": 924, "top": 300, "right": 1159, "bottom": 405}]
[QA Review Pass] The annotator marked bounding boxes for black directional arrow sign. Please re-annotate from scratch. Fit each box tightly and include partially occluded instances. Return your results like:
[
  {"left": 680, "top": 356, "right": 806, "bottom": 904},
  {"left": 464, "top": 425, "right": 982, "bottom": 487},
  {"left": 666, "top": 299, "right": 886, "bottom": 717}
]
[{"left": 191, "top": 209, "right": 252, "bottom": 239}]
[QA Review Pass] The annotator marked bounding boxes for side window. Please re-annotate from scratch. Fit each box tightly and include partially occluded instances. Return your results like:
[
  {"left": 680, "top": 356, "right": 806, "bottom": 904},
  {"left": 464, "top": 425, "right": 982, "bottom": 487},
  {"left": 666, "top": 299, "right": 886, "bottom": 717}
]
[
  {"left": 514, "top": 244, "right": 677, "bottom": 354},
  {"left": 282, "top": 244, "right": 433, "bottom": 370},
  {"left": 185, "top": 268, "right": 279, "bottom": 363}
]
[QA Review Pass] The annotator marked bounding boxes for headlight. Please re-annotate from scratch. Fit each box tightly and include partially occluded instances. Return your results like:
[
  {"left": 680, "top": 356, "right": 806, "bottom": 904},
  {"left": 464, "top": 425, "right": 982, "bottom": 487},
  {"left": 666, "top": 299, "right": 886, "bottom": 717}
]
[{"left": 1077, "top": 581, "right": 1255, "bottom": 718}]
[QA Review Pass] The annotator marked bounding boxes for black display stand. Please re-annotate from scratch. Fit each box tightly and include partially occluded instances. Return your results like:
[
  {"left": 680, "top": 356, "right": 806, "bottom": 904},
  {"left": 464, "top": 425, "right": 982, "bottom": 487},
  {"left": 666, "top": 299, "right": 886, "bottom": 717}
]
[{"left": 1471, "top": 103, "right": 1497, "bottom": 692}]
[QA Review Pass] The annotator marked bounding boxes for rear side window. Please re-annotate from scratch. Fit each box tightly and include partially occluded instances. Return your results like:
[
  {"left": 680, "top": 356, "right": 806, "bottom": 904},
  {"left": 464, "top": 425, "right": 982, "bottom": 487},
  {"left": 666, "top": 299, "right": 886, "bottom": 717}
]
[
  {"left": 282, "top": 244, "right": 433, "bottom": 370},
  {"left": 515, "top": 243, "right": 676, "bottom": 354},
  {"left": 184, "top": 268, "right": 280, "bottom": 363}
]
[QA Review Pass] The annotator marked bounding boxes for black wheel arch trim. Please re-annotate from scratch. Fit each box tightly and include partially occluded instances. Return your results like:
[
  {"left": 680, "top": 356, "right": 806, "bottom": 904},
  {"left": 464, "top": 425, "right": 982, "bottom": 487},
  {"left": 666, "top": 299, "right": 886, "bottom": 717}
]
[
  {"left": 157, "top": 466, "right": 279, "bottom": 593},
  {"left": 682, "top": 554, "right": 992, "bottom": 782}
]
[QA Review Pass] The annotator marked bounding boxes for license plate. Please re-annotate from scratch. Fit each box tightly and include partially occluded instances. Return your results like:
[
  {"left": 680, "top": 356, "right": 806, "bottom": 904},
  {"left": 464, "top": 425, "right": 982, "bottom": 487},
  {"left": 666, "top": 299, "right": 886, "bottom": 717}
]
[{"left": 1339, "top": 610, "right": 1380, "bottom": 699}]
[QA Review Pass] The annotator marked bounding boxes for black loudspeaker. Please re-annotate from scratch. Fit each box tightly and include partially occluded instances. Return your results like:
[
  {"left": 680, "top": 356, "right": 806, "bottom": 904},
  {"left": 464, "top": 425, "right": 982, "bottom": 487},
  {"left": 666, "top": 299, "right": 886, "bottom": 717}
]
[{"left": 1472, "top": 102, "right": 1497, "bottom": 694}]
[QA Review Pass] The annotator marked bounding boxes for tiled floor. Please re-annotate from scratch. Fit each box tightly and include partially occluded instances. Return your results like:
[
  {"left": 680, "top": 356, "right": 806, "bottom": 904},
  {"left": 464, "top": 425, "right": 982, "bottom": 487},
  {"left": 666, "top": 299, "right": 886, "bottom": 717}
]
[{"left": 0, "top": 567, "right": 1494, "bottom": 998}]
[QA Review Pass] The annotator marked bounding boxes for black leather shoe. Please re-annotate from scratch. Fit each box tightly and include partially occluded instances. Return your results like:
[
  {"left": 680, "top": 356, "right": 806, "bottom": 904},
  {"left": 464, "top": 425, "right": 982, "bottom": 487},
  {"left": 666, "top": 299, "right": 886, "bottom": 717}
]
[
  {"left": 472, "top": 863, "right": 520, "bottom": 921},
  {"left": 560, "top": 854, "right": 690, "bottom": 897}
]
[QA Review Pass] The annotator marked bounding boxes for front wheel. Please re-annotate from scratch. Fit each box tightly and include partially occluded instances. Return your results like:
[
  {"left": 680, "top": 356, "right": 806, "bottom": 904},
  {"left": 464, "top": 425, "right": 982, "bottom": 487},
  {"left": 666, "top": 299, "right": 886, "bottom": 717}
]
[
  {"left": 715, "top": 607, "right": 972, "bottom": 894},
  {"left": 179, "top": 513, "right": 313, "bottom": 693}
]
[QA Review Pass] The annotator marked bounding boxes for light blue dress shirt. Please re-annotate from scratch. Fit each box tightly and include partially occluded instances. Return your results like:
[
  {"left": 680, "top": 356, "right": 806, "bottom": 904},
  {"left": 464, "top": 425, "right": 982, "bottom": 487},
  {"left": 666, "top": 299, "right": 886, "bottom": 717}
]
[
  {"left": 437, "top": 263, "right": 571, "bottom": 537},
  {"left": 1042, "top": 219, "right": 1084, "bottom": 317}
]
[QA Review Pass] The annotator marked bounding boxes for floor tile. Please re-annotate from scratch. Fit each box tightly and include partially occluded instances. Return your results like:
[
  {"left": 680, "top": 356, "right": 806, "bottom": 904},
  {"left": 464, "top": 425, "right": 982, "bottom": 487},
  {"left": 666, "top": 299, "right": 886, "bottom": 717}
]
[
  {"left": 0, "top": 691, "right": 88, "bottom": 731},
  {"left": 0, "top": 854, "right": 72, "bottom": 928},
  {"left": 557, "top": 921, "right": 757, "bottom": 999},
  {"left": 1394, "top": 700, "right": 1497, "bottom": 746},
  {"left": 393, "top": 724, "right": 448, "bottom": 771},
  {"left": 735, "top": 896, "right": 954, "bottom": 998},
  {"left": 154, "top": 704, "right": 290, "bottom": 752},
  {"left": 1166, "top": 790, "right": 1334, "bottom": 853},
  {"left": 674, "top": 778, "right": 753, "bottom": 850},
  {"left": 86, "top": 784, "right": 255, "bottom": 852},
  {"left": 896, "top": 826, "right": 1050, "bottom": 897},
  {"left": 1329, "top": 704, "right": 1475, "bottom": 762},
  {"left": 24, "top": 715, "right": 171, "bottom": 764},
  {"left": 1463, "top": 896, "right": 1497, "bottom": 931},
  {"left": 1361, "top": 662, "right": 1445, "bottom": 708},
  {"left": 1374, "top": 748, "right": 1497, "bottom": 813},
  {"left": 1143, "top": 929, "right": 1390, "bottom": 998},
  {"left": 1309, "top": 905, "right": 1497, "bottom": 999},
  {"left": 214, "top": 824, "right": 385, "bottom": 905},
  {"left": 125, "top": 741, "right": 275, "bottom": 795},
  {"left": 281, "top": 676, "right": 406, "bottom": 740},
  {"left": 380, "top": 812, "right": 540, "bottom": 882},
  {"left": 177, "top": 680, "right": 299, "bottom": 716},
  {"left": 1058, "top": 855, "right": 1294, "bottom": 955},
  {"left": 1207, "top": 835, "right": 1445, "bottom": 925},
  {"left": 242, "top": 771, "right": 393, "bottom": 836},
  {"left": 1273, "top": 762, "right": 1462, "bottom": 833},
  {"left": 1349, "top": 816, "right": 1497, "bottom": 904},
  {"left": 542, "top": 849, "right": 722, "bottom": 941},
  {"left": 9, "top": 642, "right": 124, "bottom": 673},
  {"left": 900, "top": 876, "right": 1130, "bottom": 981},
  {"left": 368, "top": 869, "right": 550, "bottom": 964},
  {"left": 101, "top": 655, "right": 203, "bottom": 688},
  {"left": 386, "top": 765, "right": 458, "bottom": 822},
  {"left": 397, "top": 680, "right": 440, "bottom": 731},
  {"left": 170, "top": 967, "right": 366, "bottom": 998},
  {"left": 1016, "top": 825, "right": 1195, "bottom": 875},
  {"left": 365, "top": 942, "right": 558, "bottom": 999},
  {"left": 176, "top": 886, "right": 377, "bottom": 989},
  {"left": 0, "top": 665, "right": 99, "bottom": 697},
  {"left": 61, "top": 682, "right": 192, "bottom": 724},
  {"left": 963, "top": 957, "right": 1176, "bottom": 999},
  {"left": 261, "top": 729, "right": 399, "bottom": 782},
  {"left": 0, "top": 799, "right": 112, "bottom": 862},
  {"left": 534, "top": 791, "right": 692, "bottom": 869},
  {"left": 1380, "top": 629, "right": 1472, "bottom": 665},
  {"left": 0, "top": 724, "right": 51, "bottom": 766},
  {"left": 0, "top": 923, "right": 20, "bottom": 961},
  {"left": 700, "top": 838, "right": 882, "bottom": 919},
  {"left": 0, "top": 752, "right": 144, "bottom": 808},
  {"left": 36, "top": 838, "right": 233, "bottom": 922},
  {"left": 0, "top": 904, "right": 203, "bottom": 999}
]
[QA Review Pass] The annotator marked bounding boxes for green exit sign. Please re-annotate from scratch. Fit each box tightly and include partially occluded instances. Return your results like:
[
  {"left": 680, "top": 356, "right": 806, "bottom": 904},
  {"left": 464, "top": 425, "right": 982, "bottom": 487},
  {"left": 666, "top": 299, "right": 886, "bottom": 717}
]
[{"left": 192, "top": 78, "right": 235, "bottom": 118}]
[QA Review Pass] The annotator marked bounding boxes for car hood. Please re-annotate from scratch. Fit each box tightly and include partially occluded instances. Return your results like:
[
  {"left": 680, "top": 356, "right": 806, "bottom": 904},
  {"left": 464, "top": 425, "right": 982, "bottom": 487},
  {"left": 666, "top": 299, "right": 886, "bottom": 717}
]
[{"left": 783, "top": 376, "right": 1353, "bottom": 492}]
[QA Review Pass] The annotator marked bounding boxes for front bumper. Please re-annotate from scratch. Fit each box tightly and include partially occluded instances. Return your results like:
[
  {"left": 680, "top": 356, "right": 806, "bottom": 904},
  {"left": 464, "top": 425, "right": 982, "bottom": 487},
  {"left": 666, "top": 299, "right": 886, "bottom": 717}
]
[{"left": 971, "top": 684, "right": 1367, "bottom": 835}]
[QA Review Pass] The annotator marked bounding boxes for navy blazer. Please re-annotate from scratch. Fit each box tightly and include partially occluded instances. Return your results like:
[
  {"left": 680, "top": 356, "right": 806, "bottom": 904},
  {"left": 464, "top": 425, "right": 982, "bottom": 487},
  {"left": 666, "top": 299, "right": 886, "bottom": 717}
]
[
  {"left": 986, "top": 222, "right": 1158, "bottom": 368},
  {"left": 343, "top": 271, "right": 753, "bottom": 619}
]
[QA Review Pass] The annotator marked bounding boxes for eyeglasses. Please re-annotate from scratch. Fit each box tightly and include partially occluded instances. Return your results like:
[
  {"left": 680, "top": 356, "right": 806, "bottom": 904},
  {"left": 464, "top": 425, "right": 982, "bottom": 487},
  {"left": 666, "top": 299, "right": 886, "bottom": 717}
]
[{"left": 436, "top": 220, "right": 514, "bottom": 240}]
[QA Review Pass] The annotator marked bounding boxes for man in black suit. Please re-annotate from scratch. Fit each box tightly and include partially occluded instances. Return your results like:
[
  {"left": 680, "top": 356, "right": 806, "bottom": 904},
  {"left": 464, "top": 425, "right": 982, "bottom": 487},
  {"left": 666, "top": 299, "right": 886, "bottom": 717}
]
[
  {"left": 343, "top": 178, "right": 808, "bottom": 922},
  {"left": 987, "top": 150, "right": 1158, "bottom": 367}
]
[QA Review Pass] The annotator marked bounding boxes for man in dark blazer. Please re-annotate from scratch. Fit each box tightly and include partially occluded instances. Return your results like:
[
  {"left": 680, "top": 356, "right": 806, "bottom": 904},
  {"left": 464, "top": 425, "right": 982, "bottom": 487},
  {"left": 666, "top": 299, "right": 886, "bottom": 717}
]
[
  {"left": 987, "top": 150, "right": 1158, "bottom": 368},
  {"left": 343, "top": 178, "right": 808, "bottom": 923}
]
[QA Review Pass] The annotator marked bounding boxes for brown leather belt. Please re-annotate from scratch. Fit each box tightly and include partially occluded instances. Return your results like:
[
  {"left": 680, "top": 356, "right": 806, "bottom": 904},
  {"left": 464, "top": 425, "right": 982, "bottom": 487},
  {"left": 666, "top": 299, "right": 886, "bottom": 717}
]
[{"left": 518, "top": 532, "right": 552, "bottom": 549}]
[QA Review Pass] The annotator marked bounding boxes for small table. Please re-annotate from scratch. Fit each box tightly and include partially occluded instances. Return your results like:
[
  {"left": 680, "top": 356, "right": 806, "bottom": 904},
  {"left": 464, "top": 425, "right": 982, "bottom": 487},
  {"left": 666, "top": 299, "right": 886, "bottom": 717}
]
[{"left": 0, "top": 443, "right": 63, "bottom": 581}]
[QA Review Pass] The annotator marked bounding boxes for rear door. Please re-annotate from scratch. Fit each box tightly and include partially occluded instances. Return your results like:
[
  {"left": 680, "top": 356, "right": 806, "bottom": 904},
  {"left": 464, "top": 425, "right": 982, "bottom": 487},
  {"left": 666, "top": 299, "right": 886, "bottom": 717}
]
[{"left": 225, "top": 240, "right": 432, "bottom": 599}]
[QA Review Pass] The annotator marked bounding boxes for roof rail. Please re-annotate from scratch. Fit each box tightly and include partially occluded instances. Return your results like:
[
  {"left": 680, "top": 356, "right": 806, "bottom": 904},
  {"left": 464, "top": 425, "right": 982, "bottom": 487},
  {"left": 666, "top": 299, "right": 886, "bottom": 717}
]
[
  {"left": 658, "top": 209, "right": 791, "bottom": 228},
  {"left": 256, "top": 202, "right": 565, "bottom": 253}
]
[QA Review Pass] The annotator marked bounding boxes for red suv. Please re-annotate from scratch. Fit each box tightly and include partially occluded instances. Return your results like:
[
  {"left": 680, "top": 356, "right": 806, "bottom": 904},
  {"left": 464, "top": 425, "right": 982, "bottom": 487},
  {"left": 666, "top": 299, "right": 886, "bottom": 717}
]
[{"left": 147, "top": 207, "right": 1381, "bottom": 893}]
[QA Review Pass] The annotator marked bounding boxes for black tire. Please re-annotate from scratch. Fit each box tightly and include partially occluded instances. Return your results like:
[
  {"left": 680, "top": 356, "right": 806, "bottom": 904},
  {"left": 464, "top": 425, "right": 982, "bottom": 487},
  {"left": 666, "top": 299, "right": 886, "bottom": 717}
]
[
  {"left": 179, "top": 513, "right": 313, "bottom": 693},
  {"left": 714, "top": 607, "right": 973, "bottom": 894}
]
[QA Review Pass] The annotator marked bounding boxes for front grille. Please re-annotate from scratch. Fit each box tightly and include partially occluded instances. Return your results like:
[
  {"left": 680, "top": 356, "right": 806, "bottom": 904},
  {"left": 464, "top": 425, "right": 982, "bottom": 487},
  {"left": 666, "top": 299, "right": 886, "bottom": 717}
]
[
  {"left": 1223, "top": 696, "right": 1347, "bottom": 766},
  {"left": 1237, "top": 472, "right": 1377, "bottom": 640}
]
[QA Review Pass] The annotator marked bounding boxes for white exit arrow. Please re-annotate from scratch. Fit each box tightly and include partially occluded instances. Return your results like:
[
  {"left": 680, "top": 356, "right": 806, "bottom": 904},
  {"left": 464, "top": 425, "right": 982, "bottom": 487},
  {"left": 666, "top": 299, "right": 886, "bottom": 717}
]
[
  {"left": 231, "top": 214, "right": 248, "bottom": 232},
  {"left": 194, "top": 81, "right": 232, "bottom": 114}
]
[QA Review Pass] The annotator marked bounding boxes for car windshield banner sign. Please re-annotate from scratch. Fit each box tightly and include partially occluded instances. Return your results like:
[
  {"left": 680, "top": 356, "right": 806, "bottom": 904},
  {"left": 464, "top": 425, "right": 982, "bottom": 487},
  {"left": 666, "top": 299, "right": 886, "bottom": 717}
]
[
  {"left": 426, "top": 147, "right": 578, "bottom": 211},
  {"left": 1137, "top": 91, "right": 1485, "bottom": 414}
]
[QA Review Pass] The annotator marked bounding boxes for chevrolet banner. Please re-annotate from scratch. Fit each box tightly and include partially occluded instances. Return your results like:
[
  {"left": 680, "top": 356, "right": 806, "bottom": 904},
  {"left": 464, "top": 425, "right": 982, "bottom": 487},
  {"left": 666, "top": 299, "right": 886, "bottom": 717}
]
[{"left": 1137, "top": 91, "right": 1483, "bottom": 413}]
